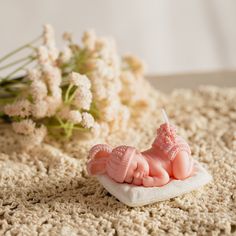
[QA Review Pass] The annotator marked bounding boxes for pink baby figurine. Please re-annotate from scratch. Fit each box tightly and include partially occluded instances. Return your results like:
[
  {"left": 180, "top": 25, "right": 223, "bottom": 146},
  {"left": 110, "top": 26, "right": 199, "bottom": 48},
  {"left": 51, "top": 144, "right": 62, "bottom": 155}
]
[{"left": 87, "top": 109, "right": 194, "bottom": 187}]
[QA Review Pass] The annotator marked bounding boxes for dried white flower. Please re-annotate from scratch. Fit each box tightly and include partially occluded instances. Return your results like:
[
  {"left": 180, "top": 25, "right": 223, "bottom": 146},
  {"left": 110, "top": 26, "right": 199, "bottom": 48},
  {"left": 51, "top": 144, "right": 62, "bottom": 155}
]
[
  {"left": 120, "top": 71, "right": 136, "bottom": 84},
  {"left": 48, "top": 46, "right": 59, "bottom": 62},
  {"left": 95, "top": 37, "right": 115, "bottom": 52},
  {"left": 42, "top": 24, "right": 59, "bottom": 62},
  {"left": 27, "top": 68, "right": 41, "bottom": 82},
  {"left": 102, "top": 99, "right": 120, "bottom": 122},
  {"left": 123, "top": 54, "right": 146, "bottom": 75},
  {"left": 91, "top": 81, "right": 107, "bottom": 100},
  {"left": 68, "top": 72, "right": 91, "bottom": 89},
  {"left": 73, "top": 87, "right": 92, "bottom": 110},
  {"left": 31, "top": 101, "right": 48, "bottom": 118},
  {"left": 82, "top": 30, "right": 96, "bottom": 50},
  {"left": 105, "top": 80, "right": 122, "bottom": 95},
  {"left": 68, "top": 110, "right": 82, "bottom": 124},
  {"left": 12, "top": 119, "right": 35, "bottom": 135},
  {"left": 30, "top": 80, "right": 48, "bottom": 102},
  {"left": 43, "top": 65, "right": 61, "bottom": 98},
  {"left": 91, "top": 122, "right": 100, "bottom": 137},
  {"left": 120, "top": 71, "right": 144, "bottom": 103},
  {"left": 45, "top": 96, "right": 61, "bottom": 116},
  {"left": 58, "top": 106, "right": 70, "bottom": 120},
  {"left": 42, "top": 65, "right": 61, "bottom": 88},
  {"left": 108, "top": 105, "right": 130, "bottom": 131},
  {"left": 98, "top": 122, "right": 110, "bottom": 138},
  {"left": 3, "top": 25, "right": 150, "bottom": 140},
  {"left": 4, "top": 100, "right": 31, "bottom": 118},
  {"left": 94, "top": 37, "right": 117, "bottom": 62},
  {"left": 43, "top": 24, "right": 55, "bottom": 48},
  {"left": 37, "top": 46, "right": 49, "bottom": 65},
  {"left": 81, "top": 112, "right": 94, "bottom": 128},
  {"left": 62, "top": 32, "right": 73, "bottom": 42},
  {"left": 59, "top": 47, "right": 72, "bottom": 64},
  {"left": 93, "top": 59, "right": 114, "bottom": 80},
  {"left": 50, "top": 85, "right": 62, "bottom": 100},
  {"left": 119, "top": 105, "right": 130, "bottom": 128}
]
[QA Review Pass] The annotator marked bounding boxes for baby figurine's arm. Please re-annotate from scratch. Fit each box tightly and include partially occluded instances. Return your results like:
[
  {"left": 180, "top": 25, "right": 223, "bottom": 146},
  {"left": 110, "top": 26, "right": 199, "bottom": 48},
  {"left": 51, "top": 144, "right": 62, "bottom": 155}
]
[
  {"left": 133, "top": 164, "right": 148, "bottom": 179},
  {"left": 131, "top": 153, "right": 149, "bottom": 185},
  {"left": 142, "top": 165, "right": 169, "bottom": 187},
  {"left": 132, "top": 161, "right": 149, "bottom": 186}
]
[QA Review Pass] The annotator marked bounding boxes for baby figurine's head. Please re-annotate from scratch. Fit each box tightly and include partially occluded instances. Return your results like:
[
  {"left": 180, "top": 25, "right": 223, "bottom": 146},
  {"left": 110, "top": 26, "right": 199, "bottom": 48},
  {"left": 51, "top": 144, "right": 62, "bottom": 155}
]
[
  {"left": 106, "top": 146, "right": 149, "bottom": 183},
  {"left": 126, "top": 149, "right": 149, "bottom": 180}
]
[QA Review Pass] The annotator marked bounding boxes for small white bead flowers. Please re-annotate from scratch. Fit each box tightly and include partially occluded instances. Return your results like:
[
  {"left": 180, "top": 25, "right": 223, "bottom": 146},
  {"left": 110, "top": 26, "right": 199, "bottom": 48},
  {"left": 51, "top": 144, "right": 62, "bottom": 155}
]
[{"left": 0, "top": 24, "right": 151, "bottom": 146}]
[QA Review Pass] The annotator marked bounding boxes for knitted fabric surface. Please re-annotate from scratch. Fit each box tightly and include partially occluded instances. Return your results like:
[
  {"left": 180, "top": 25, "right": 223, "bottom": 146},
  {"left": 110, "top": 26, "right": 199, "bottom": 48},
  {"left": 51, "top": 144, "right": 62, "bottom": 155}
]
[{"left": 0, "top": 84, "right": 236, "bottom": 236}]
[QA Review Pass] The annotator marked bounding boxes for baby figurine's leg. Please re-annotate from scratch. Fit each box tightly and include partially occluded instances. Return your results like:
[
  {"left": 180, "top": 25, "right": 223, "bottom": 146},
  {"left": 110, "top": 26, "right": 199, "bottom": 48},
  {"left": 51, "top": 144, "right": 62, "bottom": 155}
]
[
  {"left": 133, "top": 163, "right": 148, "bottom": 179},
  {"left": 142, "top": 166, "right": 169, "bottom": 187},
  {"left": 132, "top": 164, "right": 147, "bottom": 186},
  {"left": 124, "top": 175, "right": 134, "bottom": 184},
  {"left": 132, "top": 177, "right": 142, "bottom": 186},
  {"left": 172, "top": 151, "right": 193, "bottom": 180},
  {"left": 132, "top": 154, "right": 149, "bottom": 186}
]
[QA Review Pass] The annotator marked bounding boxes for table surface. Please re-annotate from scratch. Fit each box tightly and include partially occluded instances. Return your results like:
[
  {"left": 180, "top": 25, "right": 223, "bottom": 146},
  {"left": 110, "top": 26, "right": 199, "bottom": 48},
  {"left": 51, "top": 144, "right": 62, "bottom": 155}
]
[{"left": 148, "top": 70, "right": 236, "bottom": 92}]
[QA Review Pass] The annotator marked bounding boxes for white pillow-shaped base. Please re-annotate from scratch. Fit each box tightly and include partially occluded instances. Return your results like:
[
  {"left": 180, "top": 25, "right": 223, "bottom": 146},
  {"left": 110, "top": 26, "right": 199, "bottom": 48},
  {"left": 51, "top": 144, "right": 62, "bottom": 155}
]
[{"left": 97, "top": 161, "right": 212, "bottom": 207}]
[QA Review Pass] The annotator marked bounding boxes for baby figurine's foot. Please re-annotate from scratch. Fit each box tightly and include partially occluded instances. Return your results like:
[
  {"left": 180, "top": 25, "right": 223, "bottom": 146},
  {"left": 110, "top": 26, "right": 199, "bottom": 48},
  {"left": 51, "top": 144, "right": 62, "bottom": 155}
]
[
  {"left": 152, "top": 123, "right": 191, "bottom": 161},
  {"left": 87, "top": 144, "right": 113, "bottom": 175},
  {"left": 172, "top": 151, "right": 194, "bottom": 179},
  {"left": 150, "top": 110, "right": 193, "bottom": 180}
]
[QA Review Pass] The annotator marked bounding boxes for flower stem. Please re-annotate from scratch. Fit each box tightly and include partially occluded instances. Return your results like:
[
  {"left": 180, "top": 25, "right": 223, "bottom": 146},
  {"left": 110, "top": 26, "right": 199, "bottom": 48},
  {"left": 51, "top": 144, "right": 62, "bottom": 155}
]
[
  {"left": 73, "top": 126, "right": 89, "bottom": 131},
  {"left": 1, "top": 58, "right": 34, "bottom": 83},
  {"left": 65, "top": 122, "right": 74, "bottom": 139},
  {"left": 0, "top": 97, "right": 16, "bottom": 105},
  {"left": 47, "top": 125, "right": 63, "bottom": 129},
  {"left": 68, "top": 90, "right": 76, "bottom": 104},
  {"left": 0, "top": 35, "right": 41, "bottom": 64},
  {"left": 55, "top": 115, "right": 65, "bottom": 127},
  {"left": 64, "top": 84, "right": 73, "bottom": 103},
  {"left": 0, "top": 55, "right": 33, "bottom": 71}
]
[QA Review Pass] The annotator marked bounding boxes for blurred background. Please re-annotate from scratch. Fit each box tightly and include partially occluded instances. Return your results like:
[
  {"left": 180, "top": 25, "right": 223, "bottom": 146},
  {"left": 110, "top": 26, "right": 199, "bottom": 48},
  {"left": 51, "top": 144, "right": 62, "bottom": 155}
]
[{"left": 1, "top": 0, "right": 236, "bottom": 78}]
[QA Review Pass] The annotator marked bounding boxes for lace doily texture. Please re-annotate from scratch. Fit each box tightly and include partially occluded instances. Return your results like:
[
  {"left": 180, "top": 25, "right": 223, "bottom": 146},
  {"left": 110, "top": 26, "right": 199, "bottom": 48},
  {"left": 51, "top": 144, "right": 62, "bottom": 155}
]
[{"left": 0, "top": 85, "right": 235, "bottom": 235}]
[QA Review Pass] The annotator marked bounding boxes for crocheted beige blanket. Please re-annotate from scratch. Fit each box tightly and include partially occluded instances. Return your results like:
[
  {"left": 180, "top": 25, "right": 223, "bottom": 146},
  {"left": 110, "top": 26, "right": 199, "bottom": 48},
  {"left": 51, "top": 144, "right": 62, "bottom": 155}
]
[{"left": 0, "top": 85, "right": 235, "bottom": 235}]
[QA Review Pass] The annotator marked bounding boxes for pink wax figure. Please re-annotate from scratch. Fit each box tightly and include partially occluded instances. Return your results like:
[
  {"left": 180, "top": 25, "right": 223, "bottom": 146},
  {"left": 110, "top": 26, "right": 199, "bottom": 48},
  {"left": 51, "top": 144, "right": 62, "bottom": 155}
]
[{"left": 87, "top": 109, "right": 194, "bottom": 187}]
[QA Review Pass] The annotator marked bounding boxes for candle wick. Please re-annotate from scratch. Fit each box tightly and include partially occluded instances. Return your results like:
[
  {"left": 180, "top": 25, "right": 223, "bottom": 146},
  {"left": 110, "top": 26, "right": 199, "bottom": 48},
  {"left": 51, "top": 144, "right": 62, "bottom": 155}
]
[
  {"left": 161, "top": 108, "right": 169, "bottom": 124},
  {"left": 161, "top": 108, "right": 171, "bottom": 133}
]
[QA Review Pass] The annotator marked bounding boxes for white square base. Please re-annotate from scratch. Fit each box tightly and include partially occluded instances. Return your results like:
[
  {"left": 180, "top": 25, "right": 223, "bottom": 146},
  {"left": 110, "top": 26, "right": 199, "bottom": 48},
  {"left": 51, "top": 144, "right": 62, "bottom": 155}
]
[{"left": 97, "top": 161, "right": 212, "bottom": 207}]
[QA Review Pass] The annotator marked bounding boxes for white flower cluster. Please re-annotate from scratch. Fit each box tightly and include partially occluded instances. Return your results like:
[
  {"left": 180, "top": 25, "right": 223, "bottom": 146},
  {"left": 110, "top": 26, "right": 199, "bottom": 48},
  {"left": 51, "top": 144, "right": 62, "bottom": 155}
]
[
  {"left": 3, "top": 24, "right": 150, "bottom": 145},
  {"left": 4, "top": 100, "right": 31, "bottom": 118},
  {"left": 28, "top": 25, "right": 62, "bottom": 119},
  {"left": 40, "top": 24, "right": 59, "bottom": 63},
  {"left": 59, "top": 108, "right": 95, "bottom": 129},
  {"left": 56, "top": 71, "right": 98, "bottom": 135},
  {"left": 120, "top": 55, "right": 148, "bottom": 105},
  {"left": 69, "top": 73, "right": 92, "bottom": 111},
  {"left": 4, "top": 24, "right": 62, "bottom": 143},
  {"left": 79, "top": 31, "right": 130, "bottom": 129}
]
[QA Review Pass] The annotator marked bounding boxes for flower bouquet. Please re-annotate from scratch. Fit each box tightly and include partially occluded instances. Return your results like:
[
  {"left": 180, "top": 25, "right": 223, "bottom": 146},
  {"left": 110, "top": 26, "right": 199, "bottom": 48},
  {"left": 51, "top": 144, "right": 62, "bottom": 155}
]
[{"left": 0, "top": 24, "right": 149, "bottom": 148}]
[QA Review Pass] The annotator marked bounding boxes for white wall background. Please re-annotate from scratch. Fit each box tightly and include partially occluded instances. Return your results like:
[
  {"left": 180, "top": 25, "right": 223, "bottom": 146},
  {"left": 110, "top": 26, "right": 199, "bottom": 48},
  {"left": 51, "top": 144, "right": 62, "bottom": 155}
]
[{"left": 1, "top": 0, "right": 236, "bottom": 75}]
